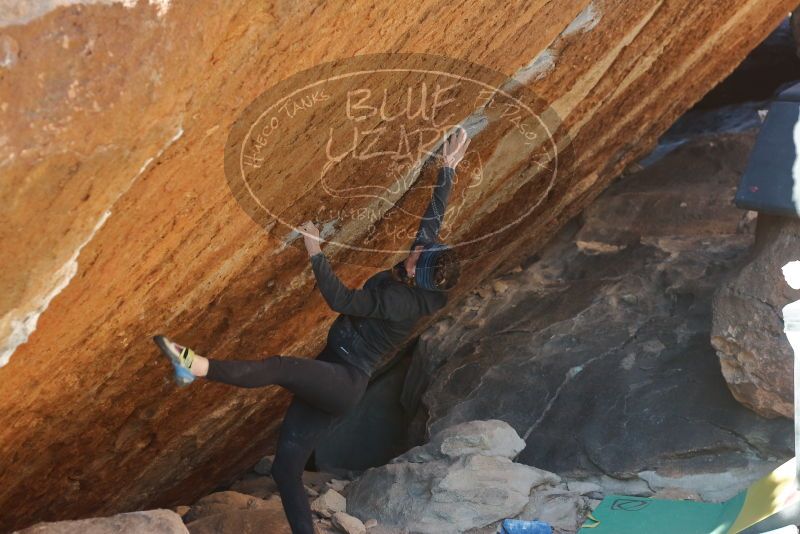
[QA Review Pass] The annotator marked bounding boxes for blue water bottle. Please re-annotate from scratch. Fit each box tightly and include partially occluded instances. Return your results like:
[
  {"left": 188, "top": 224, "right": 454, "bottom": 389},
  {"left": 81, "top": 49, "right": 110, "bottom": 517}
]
[{"left": 499, "top": 518, "right": 553, "bottom": 534}]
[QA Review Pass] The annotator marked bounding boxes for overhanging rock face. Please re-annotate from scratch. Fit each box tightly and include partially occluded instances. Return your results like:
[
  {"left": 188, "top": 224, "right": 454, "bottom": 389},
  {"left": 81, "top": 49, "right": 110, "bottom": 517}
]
[{"left": 0, "top": 0, "right": 793, "bottom": 530}]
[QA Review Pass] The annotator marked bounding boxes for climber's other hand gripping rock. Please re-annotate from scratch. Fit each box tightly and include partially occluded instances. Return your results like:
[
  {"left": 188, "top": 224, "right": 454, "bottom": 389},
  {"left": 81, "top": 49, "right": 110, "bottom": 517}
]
[{"left": 300, "top": 220, "right": 322, "bottom": 257}]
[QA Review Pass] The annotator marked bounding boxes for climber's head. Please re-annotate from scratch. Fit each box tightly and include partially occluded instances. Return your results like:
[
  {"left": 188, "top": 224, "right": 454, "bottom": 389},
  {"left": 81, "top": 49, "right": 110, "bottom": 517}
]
[{"left": 392, "top": 242, "right": 460, "bottom": 291}]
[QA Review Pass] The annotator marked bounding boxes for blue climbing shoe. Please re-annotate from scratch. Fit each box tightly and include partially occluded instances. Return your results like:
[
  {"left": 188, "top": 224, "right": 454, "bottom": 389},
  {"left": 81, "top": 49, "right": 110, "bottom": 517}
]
[{"left": 153, "top": 334, "right": 196, "bottom": 387}]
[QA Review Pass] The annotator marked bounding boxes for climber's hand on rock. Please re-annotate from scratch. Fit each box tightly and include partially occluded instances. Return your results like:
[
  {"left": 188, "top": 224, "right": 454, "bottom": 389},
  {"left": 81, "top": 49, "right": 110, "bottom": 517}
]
[
  {"left": 299, "top": 220, "right": 322, "bottom": 257},
  {"left": 442, "top": 127, "right": 471, "bottom": 169}
]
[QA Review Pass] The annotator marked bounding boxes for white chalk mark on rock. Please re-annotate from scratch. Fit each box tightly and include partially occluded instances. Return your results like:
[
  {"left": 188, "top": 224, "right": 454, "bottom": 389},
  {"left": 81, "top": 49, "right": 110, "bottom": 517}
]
[
  {"left": 0, "top": 210, "right": 110, "bottom": 367},
  {"left": 507, "top": 3, "right": 602, "bottom": 87},
  {"left": 512, "top": 50, "right": 558, "bottom": 85},
  {"left": 563, "top": 3, "right": 602, "bottom": 37},
  {"left": 0, "top": 123, "right": 183, "bottom": 368},
  {"left": 0, "top": 0, "right": 172, "bottom": 28},
  {"left": 0, "top": 34, "right": 19, "bottom": 68}
]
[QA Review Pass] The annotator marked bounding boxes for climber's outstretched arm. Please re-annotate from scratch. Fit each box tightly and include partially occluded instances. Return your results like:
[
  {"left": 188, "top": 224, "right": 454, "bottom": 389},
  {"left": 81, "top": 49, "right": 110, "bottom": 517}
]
[
  {"left": 412, "top": 165, "right": 456, "bottom": 247},
  {"left": 412, "top": 128, "right": 471, "bottom": 247},
  {"left": 298, "top": 220, "right": 419, "bottom": 320},
  {"left": 309, "top": 250, "right": 419, "bottom": 320}
]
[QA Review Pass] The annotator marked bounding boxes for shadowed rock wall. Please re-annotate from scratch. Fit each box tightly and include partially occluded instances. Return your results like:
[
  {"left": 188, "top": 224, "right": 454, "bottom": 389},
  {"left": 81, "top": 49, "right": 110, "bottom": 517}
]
[{"left": 0, "top": 0, "right": 794, "bottom": 530}]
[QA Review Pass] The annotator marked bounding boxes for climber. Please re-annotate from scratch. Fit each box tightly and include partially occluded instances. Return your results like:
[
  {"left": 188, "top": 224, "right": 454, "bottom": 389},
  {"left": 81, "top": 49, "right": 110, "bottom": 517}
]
[{"left": 153, "top": 127, "right": 471, "bottom": 534}]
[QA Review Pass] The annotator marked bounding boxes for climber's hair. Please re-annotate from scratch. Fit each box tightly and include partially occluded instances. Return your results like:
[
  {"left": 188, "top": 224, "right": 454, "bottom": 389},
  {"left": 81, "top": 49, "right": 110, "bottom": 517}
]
[{"left": 434, "top": 247, "right": 460, "bottom": 290}]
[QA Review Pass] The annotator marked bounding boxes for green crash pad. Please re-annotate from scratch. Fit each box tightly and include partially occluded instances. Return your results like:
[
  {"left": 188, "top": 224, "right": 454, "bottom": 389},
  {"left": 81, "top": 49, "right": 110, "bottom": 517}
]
[
  {"left": 579, "top": 458, "right": 800, "bottom": 534},
  {"left": 578, "top": 493, "right": 745, "bottom": 534}
]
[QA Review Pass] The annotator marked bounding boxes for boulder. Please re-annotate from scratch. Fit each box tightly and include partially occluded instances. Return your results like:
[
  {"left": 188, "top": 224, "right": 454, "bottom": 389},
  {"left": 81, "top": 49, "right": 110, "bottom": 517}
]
[
  {"left": 565, "top": 481, "right": 604, "bottom": 496},
  {"left": 389, "top": 419, "right": 531, "bottom": 463},
  {"left": 517, "top": 487, "right": 589, "bottom": 533},
  {"left": 0, "top": 0, "right": 796, "bottom": 529},
  {"left": 345, "top": 419, "right": 562, "bottom": 533},
  {"left": 711, "top": 214, "right": 800, "bottom": 418},
  {"left": 252, "top": 455, "right": 274, "bottom": 476},
  {"left": 183, "top": 490, "right": 272, "bottom": 523},
  {"left": 228, "top": 475, "right": 279, "bottom": 499},
  {"left": 17, "top": 510, "right": 187, "bottom": 534},
  {"left": 311, "top": 488, "right": 347, "bottom": 518},
  {"left": 183, "top": 505, "right": 290, "bottom": 534},
  {"left": 314, "top": 517, "right": 340, "bottom": 534},
  {"left": 331, "top": 511, "right": 367, "bottom": 534},
  {"left": 697, "top": 18, "right": 800, "bottom": 107}
]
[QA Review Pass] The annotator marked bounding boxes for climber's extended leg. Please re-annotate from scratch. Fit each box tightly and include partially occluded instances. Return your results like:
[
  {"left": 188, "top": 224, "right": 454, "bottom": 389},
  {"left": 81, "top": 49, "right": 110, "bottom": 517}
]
[
  {"left": 270, "top": 345, "right": 367, "bottom": 532},
  {"left": 204, "top": 344, "right": 368, "bottom": 414},
  {"left": 153, "top": 336, "right": 368, "bottom": 414},
  {"left": 271, "top": 394, "right": 339, "bottom": 534}
]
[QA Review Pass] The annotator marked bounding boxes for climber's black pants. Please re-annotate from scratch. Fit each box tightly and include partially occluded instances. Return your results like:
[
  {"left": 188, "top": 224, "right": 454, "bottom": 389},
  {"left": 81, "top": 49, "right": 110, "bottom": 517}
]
[{"left": 205, "top": 345, "right": 369, "bottom": 534}]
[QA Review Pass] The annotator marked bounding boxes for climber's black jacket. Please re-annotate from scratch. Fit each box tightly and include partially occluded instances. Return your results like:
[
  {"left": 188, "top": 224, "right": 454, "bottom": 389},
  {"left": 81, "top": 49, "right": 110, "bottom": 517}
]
[{"left": 309, "top": 166, "right": 456, "bottom": 378}]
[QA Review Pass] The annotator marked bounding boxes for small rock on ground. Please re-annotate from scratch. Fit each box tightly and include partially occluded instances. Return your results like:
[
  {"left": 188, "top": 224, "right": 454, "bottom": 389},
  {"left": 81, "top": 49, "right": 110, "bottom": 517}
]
[{"left": 332, "top": 511, "right": 366, "bottom": 534}]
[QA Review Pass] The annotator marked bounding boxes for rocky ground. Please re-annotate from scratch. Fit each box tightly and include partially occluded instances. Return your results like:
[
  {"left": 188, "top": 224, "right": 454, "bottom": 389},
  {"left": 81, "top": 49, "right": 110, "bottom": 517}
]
[{"left": 18, "top": 420, "right": 595, "bottom": 534}]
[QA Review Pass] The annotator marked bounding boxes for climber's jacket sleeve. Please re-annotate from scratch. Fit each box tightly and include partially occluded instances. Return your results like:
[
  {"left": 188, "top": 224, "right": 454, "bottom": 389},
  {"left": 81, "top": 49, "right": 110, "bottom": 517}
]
[
  {"left": 310, "top": 252, "right": 420, "bottom": 321},
  {"left": 412, "top": 166, "right": 456, "bottom": 247}
]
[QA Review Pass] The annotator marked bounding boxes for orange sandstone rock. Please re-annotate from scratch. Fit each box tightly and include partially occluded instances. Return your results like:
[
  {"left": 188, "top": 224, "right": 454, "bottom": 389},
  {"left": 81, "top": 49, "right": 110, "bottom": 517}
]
[{"left": 0, "top": 0, "right": 793, "bottom": 530}]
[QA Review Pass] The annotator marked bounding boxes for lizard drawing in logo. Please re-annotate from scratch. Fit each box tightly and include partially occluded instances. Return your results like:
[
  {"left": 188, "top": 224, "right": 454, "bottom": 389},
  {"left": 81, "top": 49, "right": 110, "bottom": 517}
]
[{"left": 317, "top": 124, "right": 484, "bottom": 243}]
